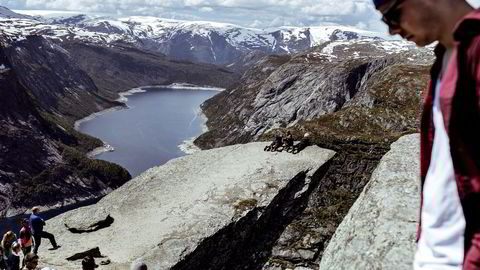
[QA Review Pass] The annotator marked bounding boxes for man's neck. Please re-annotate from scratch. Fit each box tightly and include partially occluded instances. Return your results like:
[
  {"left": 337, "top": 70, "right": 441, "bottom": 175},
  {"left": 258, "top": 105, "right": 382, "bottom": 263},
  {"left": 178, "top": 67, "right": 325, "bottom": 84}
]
[{"left": 439, "top": 2, "right": 474, "bottom": 48}]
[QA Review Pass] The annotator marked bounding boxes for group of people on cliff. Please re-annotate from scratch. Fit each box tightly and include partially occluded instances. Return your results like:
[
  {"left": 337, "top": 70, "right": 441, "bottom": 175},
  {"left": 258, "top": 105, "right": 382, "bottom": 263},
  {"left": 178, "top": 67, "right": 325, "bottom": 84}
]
[
  {"left": 264, "top": 132, "right": 311, "bottom": 154},
  {"left": 0, "top": 207, "right": 151, "bottom": 270},
  {"left": 0, "top": 207, "right": 59, "bottom": 270}
]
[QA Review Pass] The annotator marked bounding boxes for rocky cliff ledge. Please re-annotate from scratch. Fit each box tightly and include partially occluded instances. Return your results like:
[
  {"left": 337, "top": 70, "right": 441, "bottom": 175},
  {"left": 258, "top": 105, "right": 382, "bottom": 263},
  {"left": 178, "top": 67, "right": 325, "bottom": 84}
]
[
  {"left": 37, "top": 142, "right": 335, "bottom": 269},
  {"left": 319, "top": 134, "right": 420, "bottom": 269}
]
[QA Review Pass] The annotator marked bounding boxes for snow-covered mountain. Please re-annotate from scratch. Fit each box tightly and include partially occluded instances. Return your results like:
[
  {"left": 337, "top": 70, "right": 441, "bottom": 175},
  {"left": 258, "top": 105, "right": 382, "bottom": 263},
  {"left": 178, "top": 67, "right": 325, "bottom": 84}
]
[{"left": 1, "top": 7, "right": 404, "bottom": 66}]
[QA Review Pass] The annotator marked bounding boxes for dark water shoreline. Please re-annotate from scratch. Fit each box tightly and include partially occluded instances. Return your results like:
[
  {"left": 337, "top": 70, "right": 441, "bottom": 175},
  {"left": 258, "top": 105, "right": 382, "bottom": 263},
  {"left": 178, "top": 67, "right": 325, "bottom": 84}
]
[
  {"left": 75, "top": 86, "right": 219, "bottom": 177},
  {"left": 1, "top": 85, "right": 222, "bottom": 234},
  {"left": 0, "top": 197, "right": 102, "bottom": 236}
]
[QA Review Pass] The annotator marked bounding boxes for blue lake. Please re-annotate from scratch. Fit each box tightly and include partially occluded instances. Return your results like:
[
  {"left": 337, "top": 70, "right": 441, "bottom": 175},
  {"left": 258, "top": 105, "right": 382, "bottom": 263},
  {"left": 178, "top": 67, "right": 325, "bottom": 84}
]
[
  {"left": 78, "top": 87, "right": 219, "bottom": 177},
  {"left": 0, "top": 87, "right": 219, "bottom": 234}
]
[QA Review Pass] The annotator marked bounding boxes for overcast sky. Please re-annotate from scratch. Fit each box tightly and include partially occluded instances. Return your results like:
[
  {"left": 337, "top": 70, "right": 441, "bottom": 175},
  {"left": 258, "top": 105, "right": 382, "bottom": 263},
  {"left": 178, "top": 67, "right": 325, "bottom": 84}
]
[{"left": 2, "top": 0, "right": 480, "bottom": 32}]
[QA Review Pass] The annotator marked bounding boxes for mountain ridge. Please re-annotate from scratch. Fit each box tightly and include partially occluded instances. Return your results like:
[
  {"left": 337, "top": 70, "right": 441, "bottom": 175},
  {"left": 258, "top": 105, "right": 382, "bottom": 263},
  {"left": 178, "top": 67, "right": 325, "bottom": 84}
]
[{"left": 2, "top": 6, "right": 401, "bottom": 66}]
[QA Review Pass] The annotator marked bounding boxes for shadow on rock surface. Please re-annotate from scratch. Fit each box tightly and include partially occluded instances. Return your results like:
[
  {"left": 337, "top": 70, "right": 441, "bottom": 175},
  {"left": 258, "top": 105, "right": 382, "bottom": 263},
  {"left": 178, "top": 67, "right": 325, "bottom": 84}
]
[
  {"left": 66, "top": 247, "right": 104, "bottom": 261},
  {"left": 65, "top": 215, "right": 114, "bottom": 234},
  {"left": 172, "top": 157, "right": 333, "bottom": 270}
]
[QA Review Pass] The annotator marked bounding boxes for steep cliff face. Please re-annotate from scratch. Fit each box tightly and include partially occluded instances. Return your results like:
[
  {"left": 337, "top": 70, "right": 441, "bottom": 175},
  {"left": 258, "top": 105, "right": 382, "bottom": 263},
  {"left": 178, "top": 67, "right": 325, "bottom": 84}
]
[
  {"left": 319, "top": 134, "right": 420, "bottom": 270},
  {"left": 0, "top": 36, "right": 131, "bottom": 217},
  {"left": 3, "top": 35, "right": 119, "bottom": 120},
  {"left": 195, "top": 40, "right": 433, "bottom": 149},
  {"left": 194, "top": 39, "right": 433, "bottom": 269}
]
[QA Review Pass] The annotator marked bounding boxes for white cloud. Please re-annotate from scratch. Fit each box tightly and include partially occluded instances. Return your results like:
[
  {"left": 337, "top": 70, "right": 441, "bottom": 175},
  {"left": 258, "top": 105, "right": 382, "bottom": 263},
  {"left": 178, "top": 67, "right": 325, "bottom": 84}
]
[
  {"left": 3, "top": 0, "right": 480, "bottom": 31},
  {"left": 199, "top": 6, "right": 214, "bottom": 12}
]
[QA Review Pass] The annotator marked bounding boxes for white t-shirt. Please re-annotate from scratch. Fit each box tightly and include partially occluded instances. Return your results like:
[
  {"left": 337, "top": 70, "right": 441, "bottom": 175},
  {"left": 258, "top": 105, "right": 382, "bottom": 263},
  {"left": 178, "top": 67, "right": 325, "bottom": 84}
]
[{"left": 413, "top": 78, "right": 466, "bottom": 269}]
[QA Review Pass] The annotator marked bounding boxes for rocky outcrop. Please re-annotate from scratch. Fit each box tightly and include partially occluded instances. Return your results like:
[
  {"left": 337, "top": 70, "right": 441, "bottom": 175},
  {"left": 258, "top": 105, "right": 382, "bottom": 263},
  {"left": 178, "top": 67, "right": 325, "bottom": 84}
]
[
  {"left": 260, "top": 141, "right": 388, "bottom": 269},
  {"left": 36, "top": 142, "right": 335, "bottom": 269},
  {"left": 319, "top": 134, "right": 420, "bottom": 269},
  {"left": 195, "top": 40, "right": 432, "bottom": 149}
]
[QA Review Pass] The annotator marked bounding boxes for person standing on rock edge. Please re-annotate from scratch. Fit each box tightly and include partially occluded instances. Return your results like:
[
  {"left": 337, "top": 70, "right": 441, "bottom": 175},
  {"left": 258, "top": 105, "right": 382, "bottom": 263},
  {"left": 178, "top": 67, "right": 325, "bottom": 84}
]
[
  {"left": 29, "top": 207, "right": 59, "bottom": 254},
  {"left": 373, "top": 0, "right": 480, "bottom": 269}
]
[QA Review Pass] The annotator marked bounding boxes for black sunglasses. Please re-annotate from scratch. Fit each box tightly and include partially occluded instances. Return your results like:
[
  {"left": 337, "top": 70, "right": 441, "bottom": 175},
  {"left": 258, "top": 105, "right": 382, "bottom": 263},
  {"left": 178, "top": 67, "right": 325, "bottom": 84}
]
[{"left": 381, "top": 0, "right": 405, "bottom": 28}]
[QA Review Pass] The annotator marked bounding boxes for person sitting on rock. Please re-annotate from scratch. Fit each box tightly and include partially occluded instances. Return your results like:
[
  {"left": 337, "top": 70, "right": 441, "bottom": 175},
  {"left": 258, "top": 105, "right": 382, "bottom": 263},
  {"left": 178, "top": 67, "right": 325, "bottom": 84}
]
[
  {"left": 5, "top": 242, "right": 21, "bottom": 270},
  {"left": 264, "top": 135, "right": 283, "bottom": 152},
  {"left": 82, "top": 255, "right": 98, "bottom": 270},
  {"left": 283, "top": 132, "right": 295, "bottom": 152},
  {"left": 29, "top": 207, "right": 59, "bottom": 254},
  {"left": 131, "top": 261, "right": 148, "bottom": 270},
  {"left": 292, "top": 133, "right": 311, "bottom": 154}
]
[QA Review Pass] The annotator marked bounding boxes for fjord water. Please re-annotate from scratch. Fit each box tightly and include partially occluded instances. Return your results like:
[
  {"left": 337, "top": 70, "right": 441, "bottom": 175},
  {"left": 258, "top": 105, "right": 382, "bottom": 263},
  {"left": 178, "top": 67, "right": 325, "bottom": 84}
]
[
  {"left": 78, "top": 87, "right": 219, "bottom": 177},
  {"left": 0, "top": 87, "right": 218, "bottom": 233}
]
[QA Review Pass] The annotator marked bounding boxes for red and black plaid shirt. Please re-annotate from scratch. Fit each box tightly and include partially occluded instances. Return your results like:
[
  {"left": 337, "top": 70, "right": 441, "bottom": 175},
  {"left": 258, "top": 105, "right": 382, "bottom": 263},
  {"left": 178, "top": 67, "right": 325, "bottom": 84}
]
[{"left": 419, "top": 9, "right": 480, "bottom": 269}]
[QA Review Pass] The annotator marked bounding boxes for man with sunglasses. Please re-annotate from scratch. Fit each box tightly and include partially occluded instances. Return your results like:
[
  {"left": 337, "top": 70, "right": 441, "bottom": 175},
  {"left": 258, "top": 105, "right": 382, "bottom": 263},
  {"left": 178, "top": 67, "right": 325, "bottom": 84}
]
[{"left": 374, "top": 0, "right": 480, "bottom": 269}]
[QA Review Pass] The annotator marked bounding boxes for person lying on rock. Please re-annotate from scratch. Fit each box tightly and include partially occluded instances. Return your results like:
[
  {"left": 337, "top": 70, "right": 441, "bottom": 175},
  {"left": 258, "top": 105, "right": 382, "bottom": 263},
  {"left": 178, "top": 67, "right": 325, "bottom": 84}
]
[
  {"left": 283, "top": 132, "right": 295, "bottom": 152},
  {"left": 264, "top": 135, "right": 283, "bottom": 151},
  {"left": 373, "top": 0, "right": 480, "bottom": 268},
  {"left": 292, "top": 133, "right": 311, "bottom": 154},
  {"left": 29, "top": 207, "right": 59, "bottom": 254}
]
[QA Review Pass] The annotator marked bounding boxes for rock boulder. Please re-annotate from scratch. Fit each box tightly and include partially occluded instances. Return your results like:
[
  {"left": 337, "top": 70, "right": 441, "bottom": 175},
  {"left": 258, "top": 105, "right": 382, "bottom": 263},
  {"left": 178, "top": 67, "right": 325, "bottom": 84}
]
[{"left": 319, "top": 134, "right": 420, "bottom": 269}]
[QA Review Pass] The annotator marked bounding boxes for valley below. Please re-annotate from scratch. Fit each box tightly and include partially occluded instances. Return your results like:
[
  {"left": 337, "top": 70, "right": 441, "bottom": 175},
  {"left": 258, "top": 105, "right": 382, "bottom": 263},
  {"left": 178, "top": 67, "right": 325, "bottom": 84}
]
[{"left": 0, "top": 6, "right": 434, "bottom": 270}]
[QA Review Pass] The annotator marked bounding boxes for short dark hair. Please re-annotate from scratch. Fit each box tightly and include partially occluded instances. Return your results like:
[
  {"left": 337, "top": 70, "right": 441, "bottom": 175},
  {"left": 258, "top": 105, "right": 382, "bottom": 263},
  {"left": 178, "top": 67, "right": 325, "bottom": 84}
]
[
  {"left": 82, "top": 255, "right": 97, "bottom": 269},
  {"left": 131, "top": 261, "right": 148, "bottom": 270},
  {"left": 24, "top": 253, "right": 39, "bottom": 264}
]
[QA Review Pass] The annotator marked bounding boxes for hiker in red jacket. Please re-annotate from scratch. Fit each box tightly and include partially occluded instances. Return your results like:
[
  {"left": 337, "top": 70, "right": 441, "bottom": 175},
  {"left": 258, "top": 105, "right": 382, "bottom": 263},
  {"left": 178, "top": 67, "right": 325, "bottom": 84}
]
[{"left": 374, "top": 0, "right": 480, "bottom": 269}]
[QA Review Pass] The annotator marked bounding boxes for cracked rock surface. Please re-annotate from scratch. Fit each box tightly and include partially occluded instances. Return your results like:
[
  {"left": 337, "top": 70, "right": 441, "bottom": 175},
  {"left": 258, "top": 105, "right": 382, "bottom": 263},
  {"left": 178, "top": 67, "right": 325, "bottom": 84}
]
[
  {"left": 319, "top": 134, "right": 420, "bottom": 270},
  {"left": 37, "top": 142, "right": 334, "bottom": 269}
]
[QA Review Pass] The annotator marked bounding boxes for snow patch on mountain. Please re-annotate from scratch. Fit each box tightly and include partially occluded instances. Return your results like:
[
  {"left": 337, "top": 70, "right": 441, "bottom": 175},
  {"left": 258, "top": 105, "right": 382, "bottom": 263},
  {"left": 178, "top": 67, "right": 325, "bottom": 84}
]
[{"left": 0, "top": 6, "right": 417, "bottom": 65}]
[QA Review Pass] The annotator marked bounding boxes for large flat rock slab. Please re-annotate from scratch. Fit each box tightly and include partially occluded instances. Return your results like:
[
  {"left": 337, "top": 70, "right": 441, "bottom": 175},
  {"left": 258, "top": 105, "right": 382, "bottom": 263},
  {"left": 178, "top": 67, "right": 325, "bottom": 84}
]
[
  {"left": 37, "top": 142, "right": 335, "bottom": 269},
  {"left": 319, "top": 134, "right": 420, "bottom": 270}
]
